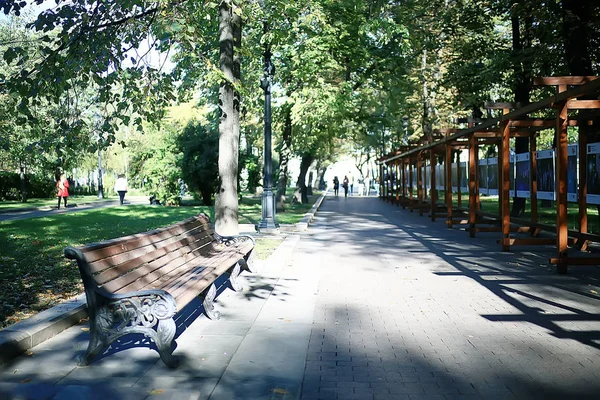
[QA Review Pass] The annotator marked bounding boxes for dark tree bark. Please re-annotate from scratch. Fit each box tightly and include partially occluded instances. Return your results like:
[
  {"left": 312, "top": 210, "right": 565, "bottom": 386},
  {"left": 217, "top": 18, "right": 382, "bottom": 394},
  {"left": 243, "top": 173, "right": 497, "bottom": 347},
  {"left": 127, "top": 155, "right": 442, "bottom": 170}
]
[
  {"left": 510, "top": 2, "right": 532, "bottom": 217},
  {"left": 276, "top": 106, "right": 292, "bottom": 211},
  {"left": 215, "top": 0, "right": 240, "bottom": 235},
  {"left": 317, "top": 166, "right": 327, "bottom": 191},
  {"left": 293, "top": 153, "right": 314, "bottom": 204},
  {"left": 561, "top": 0, "right": 600, "bottom": 221}
]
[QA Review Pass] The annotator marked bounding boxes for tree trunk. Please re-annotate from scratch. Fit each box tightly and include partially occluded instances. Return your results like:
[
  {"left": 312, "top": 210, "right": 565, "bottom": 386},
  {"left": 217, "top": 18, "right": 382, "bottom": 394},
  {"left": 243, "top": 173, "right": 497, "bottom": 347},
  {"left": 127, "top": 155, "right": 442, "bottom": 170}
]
[
  {"left": 201, "top": 188, "right": 214, "bottom": 206},
  {"left": 561, "top": 0, "right": 600, "bottom": 222},
  {"left": 421, "top": 48, "right": 433, "bottom": 139},
  {"left": 293, "top": 154, "right": 314, "bottom": 204},
  {"left": 318, "top": 165, "right": 327, "bottom": 190},
  {"left": 215, "top": 0, "right": 240, "bottom": 235},
  {"left": 276, "top": 106, "right": 292, "bottom": 211},
  {"left": 19, "top": 163, "right": 27, "bottom": 202},
  {"left": 510, "top": 4, "right": 532, "bottom": 217}
]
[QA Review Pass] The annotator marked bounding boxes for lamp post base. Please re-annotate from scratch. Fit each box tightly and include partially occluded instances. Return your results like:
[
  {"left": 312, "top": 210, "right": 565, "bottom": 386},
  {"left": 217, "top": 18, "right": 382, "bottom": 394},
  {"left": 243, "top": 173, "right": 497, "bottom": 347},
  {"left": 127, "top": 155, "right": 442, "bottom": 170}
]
[{"left": 256, "top": 188, "right": 279, "bottom": 234}]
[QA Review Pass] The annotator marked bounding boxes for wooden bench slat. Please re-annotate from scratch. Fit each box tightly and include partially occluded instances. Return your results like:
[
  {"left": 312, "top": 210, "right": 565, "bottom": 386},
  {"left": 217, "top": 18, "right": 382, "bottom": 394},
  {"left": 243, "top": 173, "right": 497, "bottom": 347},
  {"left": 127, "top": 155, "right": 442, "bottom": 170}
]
[
  {"left": 101, "top": 239, "right": 217, "bottom": 293},
  {"left": 90, "top": 230, "right": 213, "bottom": 280},
  {"left": 161, "top": 241, "right": 253, "bottom": 300},
  {"left": 112, "top": 246, "right": 227, "bottom": 295},
  {"left": 81, "top": 215, "right": 211, "bottom": 263},
  {"left": 167, "top": 253, "right": 242, "bottom": 308},
  {"left": 108, "top": 239, "right": 251, "bottom": 295}
]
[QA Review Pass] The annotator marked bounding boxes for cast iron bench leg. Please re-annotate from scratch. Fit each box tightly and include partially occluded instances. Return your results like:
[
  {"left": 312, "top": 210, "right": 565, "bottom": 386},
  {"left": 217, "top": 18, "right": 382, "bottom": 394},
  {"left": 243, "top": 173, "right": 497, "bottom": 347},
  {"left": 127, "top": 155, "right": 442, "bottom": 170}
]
[{"left": 202, "top": 284, "right": 221, "bottom": 320}]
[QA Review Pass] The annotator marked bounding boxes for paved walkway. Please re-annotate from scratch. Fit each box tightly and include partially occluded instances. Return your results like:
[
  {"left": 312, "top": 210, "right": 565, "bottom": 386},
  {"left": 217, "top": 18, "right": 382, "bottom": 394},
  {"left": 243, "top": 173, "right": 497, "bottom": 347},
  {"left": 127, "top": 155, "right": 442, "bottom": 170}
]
[
  {"left": 1, "top": 194, "right": 600, "bottom": 399},
  {"left": 0, "top": 196, "right": 149, "bottom": 222}
]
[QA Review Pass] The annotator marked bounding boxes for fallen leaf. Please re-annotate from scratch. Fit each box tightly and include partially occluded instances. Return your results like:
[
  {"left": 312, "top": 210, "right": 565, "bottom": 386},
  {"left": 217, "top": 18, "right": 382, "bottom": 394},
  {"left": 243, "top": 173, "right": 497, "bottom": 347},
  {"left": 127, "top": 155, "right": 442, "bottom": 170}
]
[
  {"left": 591, "top": 290, "right": 598, "bottom": 295},
  {"left": 81, "top": 327, "right": 89, "bottom": 332},
  {"left": 272, "top": 388, "right": 289, "bottom": 395},
  {"left": 20, "top": 378, "right": 31, "bottom": 384},
  {"left": 149, "top": 389, "right": 164, "bottom": 395}
]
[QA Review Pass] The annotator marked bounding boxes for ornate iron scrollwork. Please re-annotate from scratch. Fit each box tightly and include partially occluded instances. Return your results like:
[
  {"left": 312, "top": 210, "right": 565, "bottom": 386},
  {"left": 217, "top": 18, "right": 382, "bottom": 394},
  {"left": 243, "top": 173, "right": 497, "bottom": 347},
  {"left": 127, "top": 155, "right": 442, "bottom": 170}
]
[
  {"left": 215, "top": 232, "right": 255, "bottom": 247},
  {"left": 81, "top": 292, "right": 179, "bottom": 368},
  {"left": 202, "top": 284, "right": 221, "bottom": 320}
]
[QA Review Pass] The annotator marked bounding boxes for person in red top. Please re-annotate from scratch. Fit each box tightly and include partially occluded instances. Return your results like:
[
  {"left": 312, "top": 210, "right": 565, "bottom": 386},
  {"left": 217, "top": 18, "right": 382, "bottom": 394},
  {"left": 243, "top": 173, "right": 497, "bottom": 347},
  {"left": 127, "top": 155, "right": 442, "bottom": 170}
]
[{"left": 56, "top": 173, "right": 70, "bottom": 209}]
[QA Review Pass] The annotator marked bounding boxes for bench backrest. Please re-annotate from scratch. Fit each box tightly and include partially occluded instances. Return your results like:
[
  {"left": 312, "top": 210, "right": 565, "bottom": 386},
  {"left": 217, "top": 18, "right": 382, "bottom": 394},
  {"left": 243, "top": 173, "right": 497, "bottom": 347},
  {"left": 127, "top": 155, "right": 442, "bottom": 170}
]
[{"left": 66, "top": 213, "right": 217, "bottom": 296}]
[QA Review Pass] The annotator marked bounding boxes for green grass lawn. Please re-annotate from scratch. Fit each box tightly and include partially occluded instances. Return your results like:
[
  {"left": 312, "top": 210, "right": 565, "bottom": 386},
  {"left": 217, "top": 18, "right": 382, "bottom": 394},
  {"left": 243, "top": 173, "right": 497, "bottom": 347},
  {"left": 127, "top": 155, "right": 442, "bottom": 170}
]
[{"left": 0, "top": 192, "right": 322, "bottom": 329}]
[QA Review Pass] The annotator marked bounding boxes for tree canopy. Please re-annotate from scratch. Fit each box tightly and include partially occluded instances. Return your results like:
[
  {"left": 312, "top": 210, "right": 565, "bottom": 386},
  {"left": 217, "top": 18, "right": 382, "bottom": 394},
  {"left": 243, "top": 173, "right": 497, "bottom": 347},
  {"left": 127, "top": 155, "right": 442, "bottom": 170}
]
[{"left": 2, "top": 0, "right": 600, "bottom": 219}]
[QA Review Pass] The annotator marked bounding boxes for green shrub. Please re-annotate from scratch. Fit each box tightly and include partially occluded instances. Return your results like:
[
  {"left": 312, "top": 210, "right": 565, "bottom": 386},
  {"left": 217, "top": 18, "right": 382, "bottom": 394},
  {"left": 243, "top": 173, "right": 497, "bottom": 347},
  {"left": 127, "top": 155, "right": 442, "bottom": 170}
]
[{"left": 0, "top": 171, "right": 55, "bottom": 200}]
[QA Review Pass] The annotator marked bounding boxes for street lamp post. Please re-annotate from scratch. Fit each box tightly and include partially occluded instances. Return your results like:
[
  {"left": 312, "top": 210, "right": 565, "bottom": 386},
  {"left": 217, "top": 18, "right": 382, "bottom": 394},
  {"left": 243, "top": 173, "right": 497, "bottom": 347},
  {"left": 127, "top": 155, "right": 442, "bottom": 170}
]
[
  {"left": 402, "top": 116, "right": 409, "bottom": 144},
  {"left": 97, "top": 140, "right": 104, "bottom": 199},
  {"left": 256, "top": 44, "right": 279, "bottom": 234}
]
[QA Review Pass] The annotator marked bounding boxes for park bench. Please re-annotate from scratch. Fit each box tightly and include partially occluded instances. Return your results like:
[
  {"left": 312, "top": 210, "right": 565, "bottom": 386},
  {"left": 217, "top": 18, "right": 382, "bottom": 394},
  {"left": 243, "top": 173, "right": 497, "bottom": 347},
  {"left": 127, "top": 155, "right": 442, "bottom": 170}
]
[{"left": 64, "top": 213, "right": 254, "bottom": 368}]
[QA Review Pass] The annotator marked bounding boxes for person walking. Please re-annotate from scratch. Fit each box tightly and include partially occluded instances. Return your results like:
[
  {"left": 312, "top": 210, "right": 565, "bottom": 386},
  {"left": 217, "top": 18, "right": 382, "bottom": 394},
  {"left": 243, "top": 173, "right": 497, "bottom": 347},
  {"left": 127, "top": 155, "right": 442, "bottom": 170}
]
[
  {"left": 343, "top": 175, "right": 349, "bottom": 198},
  {"left": 333, "top": 176, "right": 340, "bottom": 197},
  {"left": 56, "top": 174, "right": 70, "bottom": 209},
  {"left": 114, "top": 174, "right": 128, "bottom": 205},
  {"left": 350, "top": 175, "right": 354, "bottom": 196}
]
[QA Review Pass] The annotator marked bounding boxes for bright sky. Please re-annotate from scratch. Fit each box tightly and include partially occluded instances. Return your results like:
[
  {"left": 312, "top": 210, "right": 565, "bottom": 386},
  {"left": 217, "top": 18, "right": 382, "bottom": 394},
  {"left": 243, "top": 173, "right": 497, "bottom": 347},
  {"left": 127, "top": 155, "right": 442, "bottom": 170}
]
[{"left": 1, "top": 1, "right": 175, "bottom": 72}]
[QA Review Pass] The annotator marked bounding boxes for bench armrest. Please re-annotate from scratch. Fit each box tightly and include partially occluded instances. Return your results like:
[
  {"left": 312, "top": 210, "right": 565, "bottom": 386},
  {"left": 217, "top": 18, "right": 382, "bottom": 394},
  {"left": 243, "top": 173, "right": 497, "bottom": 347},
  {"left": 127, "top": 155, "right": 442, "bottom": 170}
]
[{"left": 214, "top": 232, "right": 256, "bottom": 248}]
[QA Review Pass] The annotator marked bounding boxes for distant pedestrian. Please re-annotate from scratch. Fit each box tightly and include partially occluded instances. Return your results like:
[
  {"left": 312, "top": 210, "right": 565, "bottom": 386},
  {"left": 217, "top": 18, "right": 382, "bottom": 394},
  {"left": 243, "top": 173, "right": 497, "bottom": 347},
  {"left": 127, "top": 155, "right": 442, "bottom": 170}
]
[
  {"left": 350, "top": 175, "right": 354, "bottom": 196},
  {"left": 56, "top": 174, "right": 69, "bottom": 209},
  {"left": 333, "top": 176, "right": 340, "bottom": 197},
  {"left": 343, "top": 175, "right": 349, "bottom": 198},
  {"left": 114, "top": 174, "right": 128, "bottom": 205}
]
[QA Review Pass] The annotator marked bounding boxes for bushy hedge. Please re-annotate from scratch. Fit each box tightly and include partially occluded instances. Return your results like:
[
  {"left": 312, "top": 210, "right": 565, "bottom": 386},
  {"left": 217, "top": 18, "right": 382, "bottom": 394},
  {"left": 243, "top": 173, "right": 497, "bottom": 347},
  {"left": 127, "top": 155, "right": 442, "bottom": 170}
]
[{"left": 0, "top": 171, "right": 56, "bottom": 200}]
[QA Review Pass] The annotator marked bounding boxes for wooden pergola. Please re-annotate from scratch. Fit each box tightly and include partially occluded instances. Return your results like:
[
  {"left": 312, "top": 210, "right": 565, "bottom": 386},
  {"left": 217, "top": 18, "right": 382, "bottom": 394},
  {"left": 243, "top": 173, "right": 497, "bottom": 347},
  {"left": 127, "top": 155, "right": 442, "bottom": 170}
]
[{"left": 378, "top": 77, "right": 600, "bottom": 273}]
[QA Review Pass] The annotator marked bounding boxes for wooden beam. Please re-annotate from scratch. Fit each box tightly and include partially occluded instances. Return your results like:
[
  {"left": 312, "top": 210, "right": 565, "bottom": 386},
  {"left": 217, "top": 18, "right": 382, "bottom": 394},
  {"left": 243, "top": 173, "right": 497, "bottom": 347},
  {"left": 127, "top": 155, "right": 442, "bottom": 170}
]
[
  {"left": 509, "top": 120, "right": 555, "bottom": 128},
  {"left": 549, "top": 257, "right": 600, "bottom": 266},
  {"left": 533, "top": 76, "right": 599, "bottom": 86},
  {"left": 567, "top": 100, "right": 600, "bottom": 109},
  {"left": 474, "top": 131, "right": 501, "bottom": 138},
  {"left": 484, "top": 102, "right": 527, "bottom": 109},
  {"left": 499, "top": 238, "right": 562, "bottom": 246}
]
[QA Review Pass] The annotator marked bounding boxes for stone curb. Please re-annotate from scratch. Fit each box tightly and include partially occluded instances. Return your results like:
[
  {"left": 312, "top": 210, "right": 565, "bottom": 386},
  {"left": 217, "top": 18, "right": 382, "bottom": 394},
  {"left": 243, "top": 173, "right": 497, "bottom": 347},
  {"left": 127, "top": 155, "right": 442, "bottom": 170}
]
[
  {"left": 296, "top": 191, "right": 327, "bottom": 231},
  {"left": 0, "top": 294, "right": 87, "bottom": 365}
]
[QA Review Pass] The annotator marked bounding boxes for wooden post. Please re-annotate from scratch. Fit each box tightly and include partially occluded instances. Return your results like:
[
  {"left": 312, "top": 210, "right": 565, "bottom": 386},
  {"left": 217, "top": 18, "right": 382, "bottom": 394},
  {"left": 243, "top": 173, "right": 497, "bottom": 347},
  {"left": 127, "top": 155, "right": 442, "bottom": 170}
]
[
  {"left": 400, "top": 159, "right": 406, "bottom": 206},
  {"left": 430, "top": 150, "right": 437, "bottom": 221},
  {"left": 379, "top": 163, "right": 384, "bottom": 199},
  {"left": 530, "top": 135, "right": 538, "bottom": 225},
  {"left": 446, "top": 143, "right": 453, "bottom": 228},
  {"left": 395, "top": 159, "right": 400, "bottom": 205},
  {"left": 579, "top": 132, "right": 588, "bottom": 236},
  {"left": 501, "top": 119, "right": 511, "bottom": 251},
  {"left": 556, "top": 101, "right": 569, "bottom": 274},
  {"left": 408, "top": 158, "right": 414, "bottom": 212},
  {"left": 457, "top": 150, "right": 462, "bottom": 208},
  {"left": 469, "top": 134, "right": 477, "bottom": 237},
  {"left": 417, "top": 152, "right": 425, "bottom": 216}
]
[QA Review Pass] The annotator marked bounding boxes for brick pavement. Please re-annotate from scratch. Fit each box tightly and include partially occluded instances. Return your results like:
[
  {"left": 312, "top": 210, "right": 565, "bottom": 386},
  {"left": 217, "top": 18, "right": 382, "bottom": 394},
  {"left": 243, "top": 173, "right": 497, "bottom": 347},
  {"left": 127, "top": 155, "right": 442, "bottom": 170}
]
[
  {"left": 1, "top": 194, "right": 600, "bottom": 399},
  {"left": 299, "top": 195, "right": 600, "bottom": 400}
]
